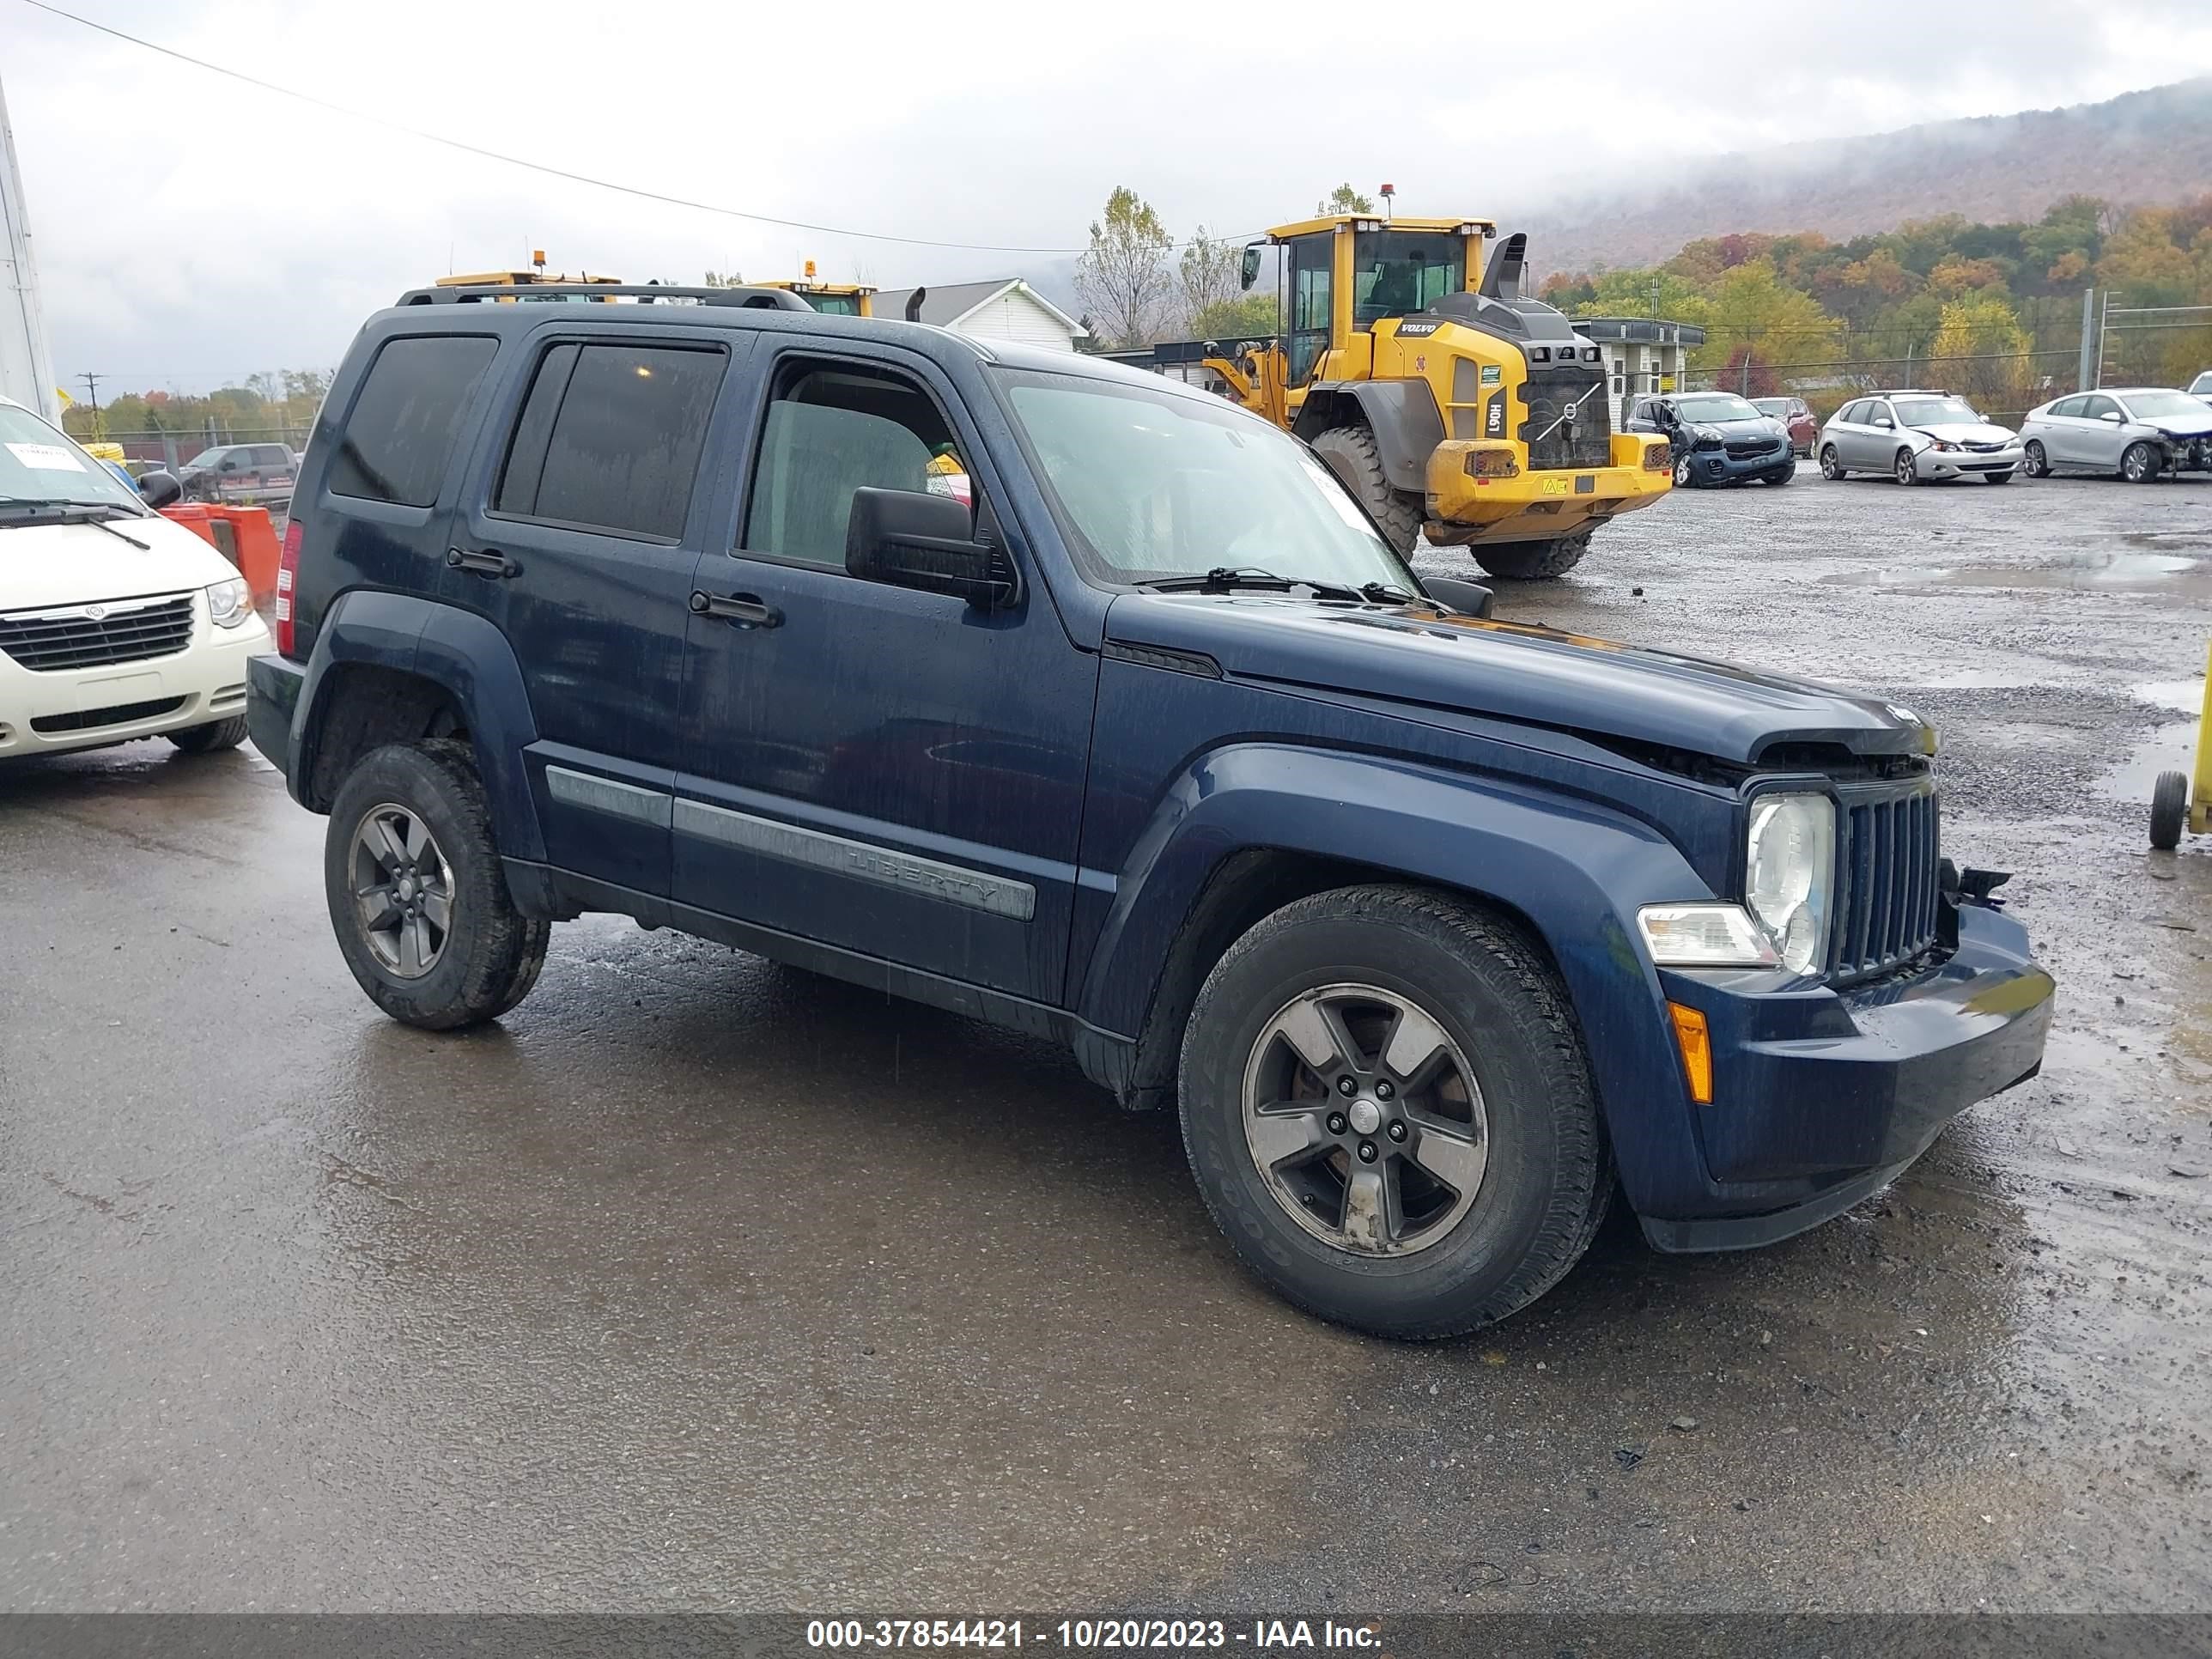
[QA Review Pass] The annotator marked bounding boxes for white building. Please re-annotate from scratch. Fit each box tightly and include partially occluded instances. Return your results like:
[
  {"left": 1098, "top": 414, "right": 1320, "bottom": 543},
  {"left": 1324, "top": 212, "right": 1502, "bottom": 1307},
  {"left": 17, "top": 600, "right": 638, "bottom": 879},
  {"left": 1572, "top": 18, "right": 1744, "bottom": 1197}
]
[
  {"left": 1, "top": 73, "right": 59, "bottom": 421},
  {"left": 1574, "top": 318, "right": 1707, "bottom": 428},
  {"left": 873, "top": 279, "right": 1087, "bottom": 352}
]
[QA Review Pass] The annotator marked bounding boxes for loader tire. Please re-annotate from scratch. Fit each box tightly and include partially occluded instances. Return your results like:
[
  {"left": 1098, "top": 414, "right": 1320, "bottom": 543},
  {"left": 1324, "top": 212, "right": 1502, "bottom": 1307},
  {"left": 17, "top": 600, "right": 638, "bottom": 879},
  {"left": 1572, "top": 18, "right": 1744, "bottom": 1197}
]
[
  {"left": 1310, "top": 424, "right": 1424, "bottom": 555},
  {"left": 1474, "top": 532, "right": 1591, "bottom": 581}
]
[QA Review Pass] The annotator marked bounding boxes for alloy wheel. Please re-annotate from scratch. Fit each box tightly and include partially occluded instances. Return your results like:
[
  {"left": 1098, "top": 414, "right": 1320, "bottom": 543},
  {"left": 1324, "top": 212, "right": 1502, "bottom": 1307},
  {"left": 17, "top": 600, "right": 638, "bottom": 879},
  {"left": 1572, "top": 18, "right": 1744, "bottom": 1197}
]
[
  {"left": 1894, "top": 449, "right": 1917, "bottom": 484},
  {"left": 1673, "top": 456, "right": 1692, "bottom": 487},
  {"left": 1241, "top": 982, "right": 1488, "bottom": 1258},
  {"left": 2024, "top": 441, "right": 2046, "bottom": 477},
  {"left": 349, "top": 803, "right": 454, "bottom": 979},
  {"left": 1820, "top": 447, "right": 1842, "bottom": 481}
]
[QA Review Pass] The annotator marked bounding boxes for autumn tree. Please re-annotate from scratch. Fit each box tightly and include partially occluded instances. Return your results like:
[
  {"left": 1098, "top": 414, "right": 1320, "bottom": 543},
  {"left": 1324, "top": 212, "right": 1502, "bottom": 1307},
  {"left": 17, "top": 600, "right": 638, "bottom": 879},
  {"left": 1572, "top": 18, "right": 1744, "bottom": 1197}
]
[
  {"left": 1315, "top": 183, "right": 1374, "bottom": 216},
  {"left": 1177, "top": 227, "right": 1247, "bottom": 337},
  {"left": 1076, "top": 186, "right": 1175, "bottom": 349},
  {"left": 1693, "top": 262, "right": 1842, "bottom": 377},
  {"left": 1930, "top": 292, "right": 2031, "bottom": 404},
  {"left": 1192, "top": 293, "right": 1279, "bottom": 342}
]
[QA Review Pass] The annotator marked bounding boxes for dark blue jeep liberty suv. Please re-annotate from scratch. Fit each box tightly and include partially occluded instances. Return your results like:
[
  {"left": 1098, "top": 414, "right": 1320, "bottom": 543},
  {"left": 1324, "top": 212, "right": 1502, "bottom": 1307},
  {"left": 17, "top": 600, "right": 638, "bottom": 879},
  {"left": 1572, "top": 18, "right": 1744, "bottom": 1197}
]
[{"left": 248, "top": 283, "right": 2053, "bottom": 1338}]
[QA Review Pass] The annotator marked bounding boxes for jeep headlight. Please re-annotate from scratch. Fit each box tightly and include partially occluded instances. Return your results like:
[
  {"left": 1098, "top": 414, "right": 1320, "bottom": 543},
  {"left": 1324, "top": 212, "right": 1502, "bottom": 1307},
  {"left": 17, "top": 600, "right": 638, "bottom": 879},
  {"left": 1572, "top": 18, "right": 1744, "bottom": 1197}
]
[
  {"left": 1744, "top": 793, "right": 1835, "bottom": 975},
  {"left": 205, "top": 575, "right": 252, "bottom": 629}
]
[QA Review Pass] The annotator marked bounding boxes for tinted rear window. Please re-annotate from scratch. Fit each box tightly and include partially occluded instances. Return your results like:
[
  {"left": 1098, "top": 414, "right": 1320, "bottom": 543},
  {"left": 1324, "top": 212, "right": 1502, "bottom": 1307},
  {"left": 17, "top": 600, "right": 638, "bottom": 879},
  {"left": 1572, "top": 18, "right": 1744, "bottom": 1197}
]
[
  {"left": 495, "top": 342, "right": 724, "bottom": 541},
  {"left": 329, "top": 335, "right": 498, "bottom": 507}
]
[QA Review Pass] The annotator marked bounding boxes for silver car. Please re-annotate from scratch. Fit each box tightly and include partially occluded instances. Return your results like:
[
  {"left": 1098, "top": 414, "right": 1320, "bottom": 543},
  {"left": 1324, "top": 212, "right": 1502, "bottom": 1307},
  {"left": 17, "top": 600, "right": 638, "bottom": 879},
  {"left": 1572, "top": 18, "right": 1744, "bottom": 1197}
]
[
  {"left": 1817, "top": 391, "right": 2024, "bottom": 485},
  {"left": 2020, "top": 386, "right": 2212, "bottom": 483}
]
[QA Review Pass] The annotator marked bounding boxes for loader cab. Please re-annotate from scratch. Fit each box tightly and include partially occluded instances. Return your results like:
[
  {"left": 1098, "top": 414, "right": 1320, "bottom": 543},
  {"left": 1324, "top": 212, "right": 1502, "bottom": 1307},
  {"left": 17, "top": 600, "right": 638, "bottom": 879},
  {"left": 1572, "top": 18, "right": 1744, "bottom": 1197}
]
[
  {"left": 1249, "top": 214, "right": 1494, "bottom": 392},
  {"left": 761, "top": 280, "right": 878, "bottom": 318}
]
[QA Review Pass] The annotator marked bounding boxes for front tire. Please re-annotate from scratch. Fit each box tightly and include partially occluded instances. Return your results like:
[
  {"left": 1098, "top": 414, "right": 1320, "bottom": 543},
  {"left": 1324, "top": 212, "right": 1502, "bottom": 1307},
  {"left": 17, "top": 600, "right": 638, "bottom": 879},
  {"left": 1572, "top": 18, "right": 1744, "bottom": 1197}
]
[
  {"left": 1474, "top": 532, "right": 1590, "bottom": 580},
  {"left": 1820, "top": 445, "right": 1846, "bottom": 481},
  {"left": 1309, "top": 424, "right": 1423, "bottom": 554},
  {"left": 1177, "top": 885, "right": 1612, "bottom": 1340},
  {"left": 1764, "top": 461, "right": 1796, "bottom": 486},
  {"left": 2123, "top": 441, "right": 2160, "bottom": 484},
  {"left": 324, "top": 740, "right": 550, "bottom": 1030},
  {"left": 1672, "top": 454, "right": 1694, "bottom": 488},
  {"left": 1893, "top": 447, "right": 1919, "bottom": 485},
  {"left": 2022, "top": 440, "right": 2050, "bottom": 478},
  {"left": 1985, "top": 470, "right": 2014, "bottom": 484},
  {"left": 167, "top": 714, "right": 250, "bottom": 753}
]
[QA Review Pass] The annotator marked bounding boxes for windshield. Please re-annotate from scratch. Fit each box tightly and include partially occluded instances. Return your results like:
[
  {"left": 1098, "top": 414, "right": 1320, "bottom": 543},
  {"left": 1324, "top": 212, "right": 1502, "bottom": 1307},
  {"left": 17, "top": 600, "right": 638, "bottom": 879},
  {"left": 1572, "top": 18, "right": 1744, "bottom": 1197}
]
[
  {"left": 182, "top": 447, "right": 226, "bottom": 470},
  {"left": 2121, "top": 390, "right": 2206, "bottom": 420},
  {"left": 1674, "top": 394, "right": 1763, "bottom": 422},
  {"left": 0, "top": 404, "right": 145, "bottom": 512},
  {"left": 1750, "top": 398, "right": 1795, "bottom": 416},
  {"left": 1893, "top": 397, "right": 1980, "bottom": 426},
  {"left": 803, "top": 292, "right": 863, "bottom": 316},
  {"left": 996, "top": 368, "right": 1419, "bottom": 591},
  {"left": 1352, "top": 230, "right": 1464, "bottom": 325}
]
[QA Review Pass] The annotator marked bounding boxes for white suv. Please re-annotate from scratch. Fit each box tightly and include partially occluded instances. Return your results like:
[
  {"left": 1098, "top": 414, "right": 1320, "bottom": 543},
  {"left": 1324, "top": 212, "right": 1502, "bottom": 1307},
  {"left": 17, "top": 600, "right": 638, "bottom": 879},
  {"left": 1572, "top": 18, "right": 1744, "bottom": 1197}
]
[{"left": 2, "top": 397, "right": 272, "bottom": 760}]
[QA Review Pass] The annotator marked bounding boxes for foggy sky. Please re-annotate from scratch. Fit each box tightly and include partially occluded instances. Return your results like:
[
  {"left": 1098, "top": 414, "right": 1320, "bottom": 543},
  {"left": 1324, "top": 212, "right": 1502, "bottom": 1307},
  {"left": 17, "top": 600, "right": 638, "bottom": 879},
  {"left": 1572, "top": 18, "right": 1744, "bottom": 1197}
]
[{"left": 12, "top": 0, "right": 2212, "bottom": 396}]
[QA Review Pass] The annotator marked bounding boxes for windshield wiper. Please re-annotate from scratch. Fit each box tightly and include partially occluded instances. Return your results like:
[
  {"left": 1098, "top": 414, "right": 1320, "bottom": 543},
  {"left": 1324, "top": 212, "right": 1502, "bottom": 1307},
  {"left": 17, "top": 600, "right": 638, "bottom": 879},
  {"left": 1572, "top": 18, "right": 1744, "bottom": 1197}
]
[
  {"left": 0, "top": 498, "right": 152, "bottom": 549},
  {"left": 1358, "top": 580, "right": 1421, "bottom": 605},
  {"left": 1140, "top": 565, "right": 1371, "bottom": 604}
]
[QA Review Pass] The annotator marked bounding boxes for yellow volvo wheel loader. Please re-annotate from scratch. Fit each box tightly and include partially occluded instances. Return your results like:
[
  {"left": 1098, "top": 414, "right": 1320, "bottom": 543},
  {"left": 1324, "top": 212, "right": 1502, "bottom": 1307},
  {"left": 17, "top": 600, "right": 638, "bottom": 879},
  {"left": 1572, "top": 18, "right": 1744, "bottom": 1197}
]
[{"left": 1160, "top": 215, "right": 1672, "bottom": 578}]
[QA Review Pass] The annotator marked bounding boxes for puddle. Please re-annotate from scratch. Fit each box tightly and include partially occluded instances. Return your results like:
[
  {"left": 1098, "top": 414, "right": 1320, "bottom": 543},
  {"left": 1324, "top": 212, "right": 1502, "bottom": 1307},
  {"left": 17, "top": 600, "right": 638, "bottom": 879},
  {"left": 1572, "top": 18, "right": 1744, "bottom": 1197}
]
[
  {"left": 2100, "top": 720, "right": 2197, "bottom": 805},
  {"left": 2132, "top": 678, "right": 2207, "bottom": 715},
  {"left": 1826, "top": 550, "right": 2212, "bottom": 592}
]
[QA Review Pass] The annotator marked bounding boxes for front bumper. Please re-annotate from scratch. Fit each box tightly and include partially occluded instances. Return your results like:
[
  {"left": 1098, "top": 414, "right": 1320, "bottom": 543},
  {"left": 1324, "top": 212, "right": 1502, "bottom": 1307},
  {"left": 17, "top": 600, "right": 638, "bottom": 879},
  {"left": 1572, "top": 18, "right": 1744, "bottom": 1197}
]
[
  {"left": 1640, "top": 900, "right": 2053, "bottom": 1252},
  {"left": 0, "top": 606, "right": 270, "bottom": 759},
  {"left": 1425, "top": 434, "right": 1671, "bottom": 536},
  {"left": 1677, "top": 443, "right": 1793, "bottom": 485},
  {"left": 1912, "top": 443, "right": 2023, "bottom": 480}
]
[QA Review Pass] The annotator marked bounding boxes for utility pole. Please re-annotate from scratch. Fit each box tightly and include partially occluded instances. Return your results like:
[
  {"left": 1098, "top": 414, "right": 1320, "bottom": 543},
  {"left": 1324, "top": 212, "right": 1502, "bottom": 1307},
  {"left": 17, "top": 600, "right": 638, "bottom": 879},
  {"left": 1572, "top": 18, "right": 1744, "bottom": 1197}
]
[
  {"left": 2077, "top": 288, "right": 2095, "bottom": 394},
  {"left": 2093, "top": 289, "right": 2111, "bottom": 389},
  {"left": 77, "top": 370, "right": 101, "bottom": 437}
]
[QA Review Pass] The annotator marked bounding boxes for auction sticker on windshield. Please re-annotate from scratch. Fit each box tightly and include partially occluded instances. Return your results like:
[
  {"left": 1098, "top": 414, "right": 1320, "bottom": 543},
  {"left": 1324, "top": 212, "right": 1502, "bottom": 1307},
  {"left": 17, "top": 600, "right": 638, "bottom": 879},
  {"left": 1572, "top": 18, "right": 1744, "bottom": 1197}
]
[{"left": 6, "top": 442, "right": 88, "bottom": 471}]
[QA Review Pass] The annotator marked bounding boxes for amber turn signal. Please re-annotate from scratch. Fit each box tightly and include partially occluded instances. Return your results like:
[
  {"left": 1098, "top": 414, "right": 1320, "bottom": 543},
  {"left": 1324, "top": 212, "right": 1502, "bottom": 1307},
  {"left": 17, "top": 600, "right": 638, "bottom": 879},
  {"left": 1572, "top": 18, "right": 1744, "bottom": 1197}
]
[
  {"left": 1464, "top": 446, "right": 1520, "bottom": 479},
  {"left": 1668, "top": 1001, "right": 1713, "bottom": 1105}
]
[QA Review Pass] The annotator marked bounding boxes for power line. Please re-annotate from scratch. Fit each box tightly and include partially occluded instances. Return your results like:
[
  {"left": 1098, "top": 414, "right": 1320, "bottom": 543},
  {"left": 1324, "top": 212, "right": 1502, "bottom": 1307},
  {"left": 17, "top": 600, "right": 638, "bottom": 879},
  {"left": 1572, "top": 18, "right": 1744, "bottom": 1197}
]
[{"left": 21, "top": 0, "right": 1242, "bottom": 258}]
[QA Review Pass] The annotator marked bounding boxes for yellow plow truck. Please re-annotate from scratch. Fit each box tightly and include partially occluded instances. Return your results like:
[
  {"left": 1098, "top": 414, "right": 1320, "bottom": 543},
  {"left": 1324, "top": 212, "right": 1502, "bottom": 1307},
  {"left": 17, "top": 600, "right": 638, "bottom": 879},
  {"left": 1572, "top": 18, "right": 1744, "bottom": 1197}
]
[{"left": 1164, "top": 215, "right": 1672, "bottom": 578}]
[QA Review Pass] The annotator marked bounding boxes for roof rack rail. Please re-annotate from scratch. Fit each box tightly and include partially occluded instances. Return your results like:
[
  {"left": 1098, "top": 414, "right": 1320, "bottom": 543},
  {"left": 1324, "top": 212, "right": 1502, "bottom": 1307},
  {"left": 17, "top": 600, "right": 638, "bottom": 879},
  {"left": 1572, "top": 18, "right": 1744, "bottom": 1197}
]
[{"left": 396, "top": 283, "right": 814, "bottom": 311}]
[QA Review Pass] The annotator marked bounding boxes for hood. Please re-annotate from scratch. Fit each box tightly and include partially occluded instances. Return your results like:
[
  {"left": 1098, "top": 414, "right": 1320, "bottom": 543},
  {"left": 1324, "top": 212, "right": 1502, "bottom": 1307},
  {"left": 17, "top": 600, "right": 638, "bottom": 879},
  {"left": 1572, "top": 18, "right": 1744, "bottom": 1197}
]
[
  {"left": 1104, "top": 593, "right": 1930, "bottom": 766},
  {"left": 1692, "top": 416, "right": 1784, "bottom": 437},
  {"left": 1909, "top": 420, "right": 2016, "bottom": 445},
  {"left": 2147, "top": 410, "right": 2212, "bottom": 439},
  {"left": 0, "top": 513, "right": 236, "bottom": 612}
]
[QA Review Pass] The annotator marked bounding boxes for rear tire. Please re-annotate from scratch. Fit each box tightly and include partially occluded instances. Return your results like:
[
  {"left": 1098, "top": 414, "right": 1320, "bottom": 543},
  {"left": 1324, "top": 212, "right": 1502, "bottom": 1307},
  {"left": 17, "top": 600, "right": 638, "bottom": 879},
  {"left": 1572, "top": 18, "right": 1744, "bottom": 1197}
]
[
  {"left": 2152, "top": 769, "right": 2190, "bottom": 852},
  {"left": 2022, "top": 440, "right": 2049, "bottom": 478},
  {"left": 1820, "top": 445, "right": 1846, "bottom": 481},
  {"left": 167, "top": 714, "right": 250, "bottom": 753},
  {"left": 2123, "top": 441, "right": 2160, "bottom": 484},
  {"left": 325, "top": 739, "right": 550, "bottom": 1030},
  {"left": 1309, "top": 424, "right": 1423, "bottom": 554},
  {"left": 1474, "top": 532, "right": 1590, "bottom": 580},
  {"left": 1176, "top": 885, "right": 1612, "bottom": 1339}
]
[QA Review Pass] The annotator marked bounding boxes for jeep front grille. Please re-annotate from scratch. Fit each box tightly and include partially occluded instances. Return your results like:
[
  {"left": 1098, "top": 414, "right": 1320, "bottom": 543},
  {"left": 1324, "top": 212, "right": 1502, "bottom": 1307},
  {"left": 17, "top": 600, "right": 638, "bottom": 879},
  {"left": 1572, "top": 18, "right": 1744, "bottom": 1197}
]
[
  {"left": 1517, "top": 362, "right": 1613, "bottom": 471},
  {"left": 1831, "top": 781, "right": 1942, "bottom": 983},
  {"left": 0, "top": 594, "right": 196, "bottom": 672}
]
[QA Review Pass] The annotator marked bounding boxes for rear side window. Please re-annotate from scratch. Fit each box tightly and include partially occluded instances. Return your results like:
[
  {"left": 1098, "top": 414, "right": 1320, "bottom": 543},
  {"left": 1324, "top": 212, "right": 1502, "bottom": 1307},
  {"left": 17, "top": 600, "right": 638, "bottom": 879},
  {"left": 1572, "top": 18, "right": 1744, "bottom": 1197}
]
[
  {"left": 495, "top": 342, "right": 725, "bottom": 541},
  {"left": 329, "top": 335, "right": 497, "bottom": 507}
]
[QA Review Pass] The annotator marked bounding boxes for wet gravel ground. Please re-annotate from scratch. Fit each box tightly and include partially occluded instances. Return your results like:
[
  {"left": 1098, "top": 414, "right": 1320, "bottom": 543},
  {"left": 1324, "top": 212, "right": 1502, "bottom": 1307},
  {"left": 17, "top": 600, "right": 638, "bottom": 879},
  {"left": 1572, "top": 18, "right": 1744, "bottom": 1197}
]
[{"left": 2, "top": 469, "right": 2208, "bottom": 1616}]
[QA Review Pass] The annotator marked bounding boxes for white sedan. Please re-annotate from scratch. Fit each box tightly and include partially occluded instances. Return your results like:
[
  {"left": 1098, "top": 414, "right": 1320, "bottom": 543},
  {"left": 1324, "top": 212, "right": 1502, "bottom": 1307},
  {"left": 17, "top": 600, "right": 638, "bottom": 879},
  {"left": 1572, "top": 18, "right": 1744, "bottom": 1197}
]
[{"left": 2019, "top": 387, "right": 2212, "bottom": 483}]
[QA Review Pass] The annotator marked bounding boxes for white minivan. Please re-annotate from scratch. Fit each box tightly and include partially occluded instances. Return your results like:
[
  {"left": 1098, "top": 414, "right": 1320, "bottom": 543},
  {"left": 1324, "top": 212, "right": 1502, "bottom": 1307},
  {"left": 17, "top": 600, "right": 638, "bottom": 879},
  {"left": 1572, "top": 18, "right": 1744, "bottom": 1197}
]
[{"left": 1, "top": 397, "right": 271, "bottom": 760}]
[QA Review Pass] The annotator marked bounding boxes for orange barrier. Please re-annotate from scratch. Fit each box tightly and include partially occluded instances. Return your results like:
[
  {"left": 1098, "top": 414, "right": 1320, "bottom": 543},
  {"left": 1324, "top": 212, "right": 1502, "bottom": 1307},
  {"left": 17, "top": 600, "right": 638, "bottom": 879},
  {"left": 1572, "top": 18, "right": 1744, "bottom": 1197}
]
[{"left": 159, "top": 503, "right": 282, "bottom": 605}]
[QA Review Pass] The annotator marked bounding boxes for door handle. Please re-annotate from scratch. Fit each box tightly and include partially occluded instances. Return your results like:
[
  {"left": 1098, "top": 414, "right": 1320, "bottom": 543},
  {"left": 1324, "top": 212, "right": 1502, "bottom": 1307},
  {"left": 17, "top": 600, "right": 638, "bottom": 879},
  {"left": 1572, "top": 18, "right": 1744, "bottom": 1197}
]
[
  {"left": 689, "top": 590, "right": 782, "bottom": 629},
  {"left": 447, "top": 546, "right": 520, "bottom": 579}
]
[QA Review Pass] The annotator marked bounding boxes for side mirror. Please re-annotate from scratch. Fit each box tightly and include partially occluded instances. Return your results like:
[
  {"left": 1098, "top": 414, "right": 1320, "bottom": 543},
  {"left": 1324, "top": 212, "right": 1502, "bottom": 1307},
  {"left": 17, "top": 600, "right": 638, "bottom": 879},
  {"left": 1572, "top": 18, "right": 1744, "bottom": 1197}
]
[
  {"left": 1239, "top": 244, "right": 1263, "bottom": 292},
  {"left": 2099, "top": 410, "right": 2123, "bottom": 422},
  {"left": 137, "top": 470, "right": 183, "bottom": 508},
  {"left": 846, "top": 487, "right": 1017, "bottom": 610},
  {"left": 1874, "top": 415, "right": 1893, "bottom": 428},
  {"left": 1419, "top": 577, "right": 1494, "bottom": 619}
]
